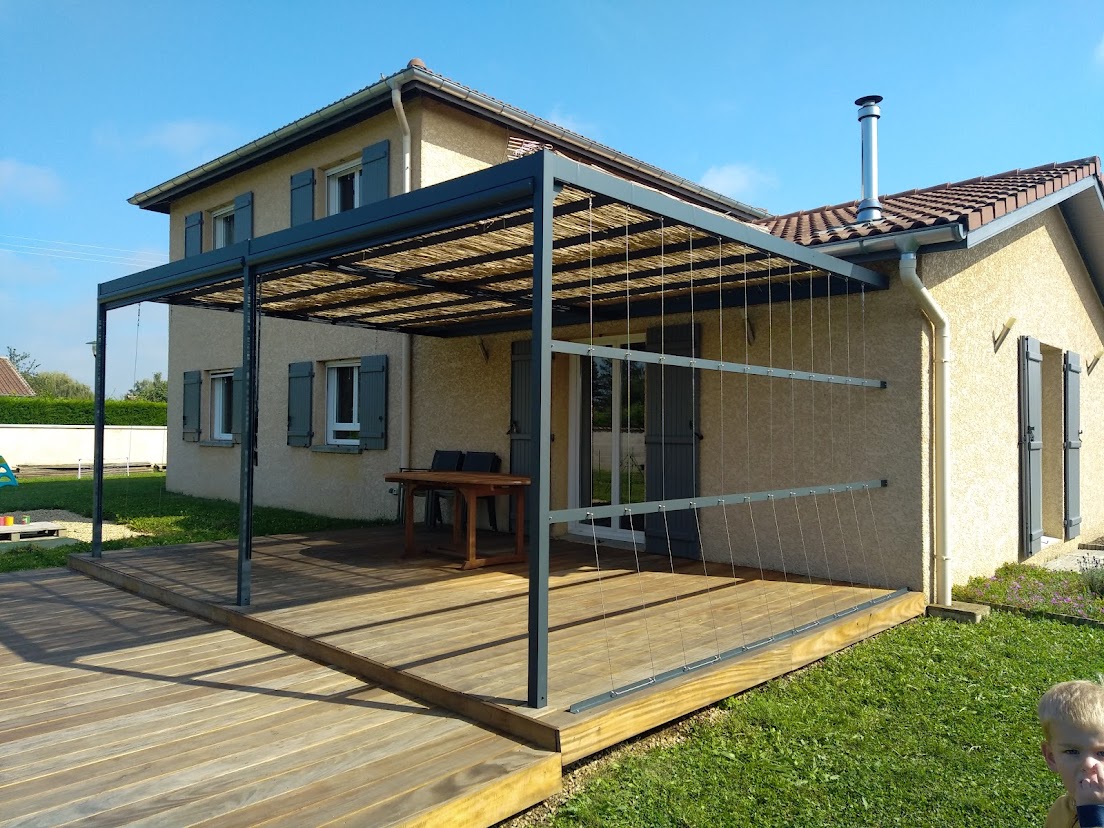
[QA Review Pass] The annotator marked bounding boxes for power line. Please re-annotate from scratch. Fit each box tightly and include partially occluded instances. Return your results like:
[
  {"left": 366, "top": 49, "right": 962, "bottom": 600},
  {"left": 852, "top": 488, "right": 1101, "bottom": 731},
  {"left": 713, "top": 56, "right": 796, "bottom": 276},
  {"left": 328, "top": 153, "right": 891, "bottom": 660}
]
[{"left": 0, "top": 233, "right": 167, "bottom": 260}]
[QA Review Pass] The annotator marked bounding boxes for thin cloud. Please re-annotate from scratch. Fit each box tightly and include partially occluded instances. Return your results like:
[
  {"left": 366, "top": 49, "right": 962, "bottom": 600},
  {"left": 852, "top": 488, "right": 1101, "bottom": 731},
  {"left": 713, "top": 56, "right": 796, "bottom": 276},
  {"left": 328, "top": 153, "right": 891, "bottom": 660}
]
[
  {"left": 544, "top": 105, "right": 598, "bottom": 138},
  {"left": 0, "top": 159, "right": 64, "bottom": 206},
  {"left": 138, "top": 119, "right": 240, "bottom": 159},
  {"left": 699, "top": 163, "right": 777, "bottom": 202}
]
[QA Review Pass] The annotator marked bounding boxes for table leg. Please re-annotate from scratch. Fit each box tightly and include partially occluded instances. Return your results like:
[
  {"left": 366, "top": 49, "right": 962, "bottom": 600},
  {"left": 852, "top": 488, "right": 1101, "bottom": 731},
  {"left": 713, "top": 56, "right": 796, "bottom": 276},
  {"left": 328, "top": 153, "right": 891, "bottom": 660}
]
[
  {"left": 515, "top": 488, "right": 525, "bottom": 560},
  {"left": 403, "top": 484, "right": 417, "bottom": 556},
  {"left": 464, "top": 489, "right": 478, "bottom": 568}
]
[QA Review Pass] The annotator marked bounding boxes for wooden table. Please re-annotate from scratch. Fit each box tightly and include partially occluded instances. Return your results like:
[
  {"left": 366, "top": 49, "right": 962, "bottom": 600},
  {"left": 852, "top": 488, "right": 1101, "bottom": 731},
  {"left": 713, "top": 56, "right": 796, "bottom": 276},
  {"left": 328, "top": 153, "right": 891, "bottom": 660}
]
[{"left": 384, "top": 470, "right": 530, "bottom": 569}]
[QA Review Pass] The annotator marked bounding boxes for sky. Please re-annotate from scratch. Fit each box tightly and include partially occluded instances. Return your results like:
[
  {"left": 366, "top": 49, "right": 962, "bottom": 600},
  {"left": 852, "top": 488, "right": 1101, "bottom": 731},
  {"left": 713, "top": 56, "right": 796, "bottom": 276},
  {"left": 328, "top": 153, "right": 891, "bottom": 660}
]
[{"left": 2, "top": 0, "right": 1102, "bottom": 397}]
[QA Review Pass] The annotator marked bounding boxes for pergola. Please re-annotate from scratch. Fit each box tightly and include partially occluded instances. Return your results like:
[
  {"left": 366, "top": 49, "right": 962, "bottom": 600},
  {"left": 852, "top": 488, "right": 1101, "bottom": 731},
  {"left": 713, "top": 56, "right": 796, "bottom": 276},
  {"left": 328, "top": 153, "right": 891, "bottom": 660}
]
[{"left": 93, "top": 150, "right": 886, "bottom": 708}]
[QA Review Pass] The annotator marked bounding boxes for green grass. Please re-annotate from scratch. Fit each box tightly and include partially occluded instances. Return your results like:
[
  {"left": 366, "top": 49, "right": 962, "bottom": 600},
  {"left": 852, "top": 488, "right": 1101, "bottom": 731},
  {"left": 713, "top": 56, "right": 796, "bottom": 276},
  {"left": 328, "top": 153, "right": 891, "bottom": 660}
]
[
  {"left": 0, "top": 473, "right": 376, "bottom": 572},
  {"left": 955, "top": 561, "right": 1104, "bottom": 621},
  {"left": 542, "top": 612, "right": 1098, "bottom": 827}
]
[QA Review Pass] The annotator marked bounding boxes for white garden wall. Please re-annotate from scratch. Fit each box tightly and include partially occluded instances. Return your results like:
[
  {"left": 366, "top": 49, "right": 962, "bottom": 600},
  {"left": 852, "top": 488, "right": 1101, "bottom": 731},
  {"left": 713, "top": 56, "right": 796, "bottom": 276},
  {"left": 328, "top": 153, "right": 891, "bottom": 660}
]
[{"left": 0, "top": 425, "right": 167, "bottom": 469}]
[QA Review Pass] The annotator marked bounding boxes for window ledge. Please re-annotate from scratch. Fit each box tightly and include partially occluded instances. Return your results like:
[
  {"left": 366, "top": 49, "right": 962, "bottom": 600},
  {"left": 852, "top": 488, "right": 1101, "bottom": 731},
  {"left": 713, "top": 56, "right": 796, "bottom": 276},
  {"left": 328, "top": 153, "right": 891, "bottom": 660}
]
[
  {"left": 199, "top": 439, "right": 235, "bottom": 448},
  {"left": 310, "top": 444, "right": 362, "bottom": 454}
]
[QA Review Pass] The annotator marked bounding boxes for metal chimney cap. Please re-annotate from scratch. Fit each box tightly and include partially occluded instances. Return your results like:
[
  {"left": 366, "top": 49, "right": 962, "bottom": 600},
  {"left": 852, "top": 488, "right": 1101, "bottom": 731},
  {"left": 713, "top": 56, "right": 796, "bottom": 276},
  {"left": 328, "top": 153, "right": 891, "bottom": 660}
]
[{"left": 854, "top": 95, "right": 883, "bottom": 107}]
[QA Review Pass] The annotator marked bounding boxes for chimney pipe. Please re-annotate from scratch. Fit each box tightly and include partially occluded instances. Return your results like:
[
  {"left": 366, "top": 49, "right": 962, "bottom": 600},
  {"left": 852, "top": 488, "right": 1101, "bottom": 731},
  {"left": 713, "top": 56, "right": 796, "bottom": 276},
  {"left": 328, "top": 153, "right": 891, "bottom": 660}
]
[{"left": 855, "top": 95, "right": 883, "bottom": 222}]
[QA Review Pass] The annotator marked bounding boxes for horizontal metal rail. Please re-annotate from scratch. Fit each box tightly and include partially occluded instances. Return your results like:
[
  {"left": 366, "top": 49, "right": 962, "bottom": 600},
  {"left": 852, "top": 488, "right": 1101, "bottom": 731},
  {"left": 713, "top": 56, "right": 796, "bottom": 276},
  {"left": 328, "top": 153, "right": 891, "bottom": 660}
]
[
  {"left": 568, "top": 587, "right": 908, "bottom": 713},
  {"left": 549, "top": 478, "right": 888, "bottom": 525},
  {"left": 550, "top": 340, "right": 887, "bottom": 388}
]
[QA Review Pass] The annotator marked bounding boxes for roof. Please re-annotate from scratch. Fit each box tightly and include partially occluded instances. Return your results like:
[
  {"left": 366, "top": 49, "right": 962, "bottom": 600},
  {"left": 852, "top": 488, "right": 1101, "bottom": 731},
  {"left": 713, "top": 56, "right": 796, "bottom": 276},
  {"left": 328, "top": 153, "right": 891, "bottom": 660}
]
[
  {"left": 758, "top": 158, "right": 1103, "bottom": 246},
  {"left": 129, "top": 62, "right": 766, "bottom": 221},
  {"left": 0, "top": 359, "right": 35, "bottom": 397}
]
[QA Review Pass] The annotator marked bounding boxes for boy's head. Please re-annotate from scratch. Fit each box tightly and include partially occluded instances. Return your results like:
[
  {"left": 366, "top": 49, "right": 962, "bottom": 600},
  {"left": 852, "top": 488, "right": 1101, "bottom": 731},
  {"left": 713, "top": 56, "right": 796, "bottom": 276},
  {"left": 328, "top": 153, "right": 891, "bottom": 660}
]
[{"left": 1039, "top": 680, "right": 1104, "bottom": 802}]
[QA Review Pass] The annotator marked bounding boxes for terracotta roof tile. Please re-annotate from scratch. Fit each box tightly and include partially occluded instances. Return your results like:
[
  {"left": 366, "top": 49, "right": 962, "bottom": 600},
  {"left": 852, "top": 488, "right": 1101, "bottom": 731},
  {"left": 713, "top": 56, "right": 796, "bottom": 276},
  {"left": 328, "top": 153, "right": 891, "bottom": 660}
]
[
  {"left": 0, "top": 359, "right": 35, "bottom": 397},
  {"left": 758, "top": 158, "right": 1102, "bottom": 246}
]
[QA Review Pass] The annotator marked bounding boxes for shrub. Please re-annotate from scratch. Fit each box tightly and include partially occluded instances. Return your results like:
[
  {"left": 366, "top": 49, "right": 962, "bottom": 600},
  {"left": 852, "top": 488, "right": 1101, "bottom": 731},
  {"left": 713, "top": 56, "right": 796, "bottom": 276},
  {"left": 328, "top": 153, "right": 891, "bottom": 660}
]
[
  {"left": 1080, "top": 555, "right": 1104, "bottom": 599},
  {"left": 0, "top": 397, "right": 167, "bottom": 426}
]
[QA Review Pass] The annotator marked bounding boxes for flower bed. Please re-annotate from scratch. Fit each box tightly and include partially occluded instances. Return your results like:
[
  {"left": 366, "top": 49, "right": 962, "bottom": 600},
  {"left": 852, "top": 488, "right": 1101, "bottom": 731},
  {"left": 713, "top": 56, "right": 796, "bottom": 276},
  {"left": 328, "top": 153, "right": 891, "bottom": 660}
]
[{"left": 955, "top": 559, "right": 1104, "bottom": 622}]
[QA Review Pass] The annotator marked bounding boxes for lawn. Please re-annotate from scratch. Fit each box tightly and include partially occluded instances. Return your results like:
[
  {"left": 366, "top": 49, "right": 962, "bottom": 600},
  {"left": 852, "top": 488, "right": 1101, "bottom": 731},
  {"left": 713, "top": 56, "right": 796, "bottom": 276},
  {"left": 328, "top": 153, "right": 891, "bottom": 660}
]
[
  {"left": 534, "top": 611, "right": 1099, "bottom": 827},
  {"left": 0, "top": 473, "right": 373, "bottom": 572}
]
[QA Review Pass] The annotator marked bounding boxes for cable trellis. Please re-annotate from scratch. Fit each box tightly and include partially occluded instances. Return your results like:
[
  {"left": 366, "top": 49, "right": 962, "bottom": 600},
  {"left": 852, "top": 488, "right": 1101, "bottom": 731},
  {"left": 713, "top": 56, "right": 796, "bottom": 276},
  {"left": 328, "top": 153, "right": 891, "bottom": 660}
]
[{"left": 535, "top": 189, "right": 900, "bottom": 713}]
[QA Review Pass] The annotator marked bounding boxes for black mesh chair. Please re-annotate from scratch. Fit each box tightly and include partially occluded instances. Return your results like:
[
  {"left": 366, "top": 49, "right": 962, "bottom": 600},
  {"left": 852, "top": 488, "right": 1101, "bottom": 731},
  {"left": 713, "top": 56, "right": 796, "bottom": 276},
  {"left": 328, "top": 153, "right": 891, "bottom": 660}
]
[
  {"left": 446, "top": 451, "right": 500, "bottom": 532},
  {"left": 398, "top": 450, "right": 463, "bottom": 528}
]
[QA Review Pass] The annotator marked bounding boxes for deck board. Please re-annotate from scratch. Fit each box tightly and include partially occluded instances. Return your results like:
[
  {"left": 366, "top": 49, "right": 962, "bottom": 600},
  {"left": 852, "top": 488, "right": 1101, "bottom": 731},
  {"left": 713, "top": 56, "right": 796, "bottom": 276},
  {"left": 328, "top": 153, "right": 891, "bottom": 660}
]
[{"left": 0, "top": 569, "right": 559, "bottom": 828}]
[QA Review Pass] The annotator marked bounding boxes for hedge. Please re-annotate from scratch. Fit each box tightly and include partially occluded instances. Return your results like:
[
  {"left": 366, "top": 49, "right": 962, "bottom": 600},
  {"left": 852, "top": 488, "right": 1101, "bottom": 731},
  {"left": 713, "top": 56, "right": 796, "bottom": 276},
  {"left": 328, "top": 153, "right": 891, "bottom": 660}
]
[{"left": 0, "top": 397, "right": 167, "bottom": 426}]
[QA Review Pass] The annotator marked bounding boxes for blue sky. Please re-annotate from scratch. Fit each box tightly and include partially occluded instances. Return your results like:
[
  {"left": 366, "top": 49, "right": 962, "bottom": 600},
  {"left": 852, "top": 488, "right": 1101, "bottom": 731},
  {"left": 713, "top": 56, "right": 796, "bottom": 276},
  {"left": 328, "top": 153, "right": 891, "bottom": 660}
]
[{"left": 2, "top": 0, "right": 1102, "bottom": 396}]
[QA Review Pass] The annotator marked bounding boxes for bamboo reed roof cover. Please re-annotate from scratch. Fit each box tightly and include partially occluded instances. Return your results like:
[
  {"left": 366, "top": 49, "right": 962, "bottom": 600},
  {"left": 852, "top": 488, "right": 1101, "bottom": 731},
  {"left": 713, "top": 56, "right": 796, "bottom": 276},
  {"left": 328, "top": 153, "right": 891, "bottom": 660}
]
[{"left": 161, "top": 184, "right": 839, "bottom": 337}]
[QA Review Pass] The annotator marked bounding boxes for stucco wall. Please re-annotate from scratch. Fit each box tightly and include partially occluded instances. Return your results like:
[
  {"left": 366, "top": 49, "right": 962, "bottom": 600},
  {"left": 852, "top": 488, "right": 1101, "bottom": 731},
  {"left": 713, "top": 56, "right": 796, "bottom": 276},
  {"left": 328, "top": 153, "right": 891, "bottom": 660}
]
[
  {"left": 167, "top": 305, "right": 403, "bottom": 519},
  {"left": 924, "top": 209, "right": 1104, "bottom": 581},
  {"left": 0, "top": 425, "right": 166, "bottom": 468}
]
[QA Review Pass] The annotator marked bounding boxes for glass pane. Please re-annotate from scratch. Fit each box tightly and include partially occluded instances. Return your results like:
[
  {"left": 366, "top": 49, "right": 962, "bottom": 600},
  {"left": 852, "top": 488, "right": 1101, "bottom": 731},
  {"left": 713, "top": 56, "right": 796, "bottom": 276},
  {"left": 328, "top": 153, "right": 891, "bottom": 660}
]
[
  {"left": 588, "top": 356, "right": 613, "bottom": 527},
  {"left": 621, "top": 357, "right": 646, "bottom": 505},
  {"left": 337, "top": 172, "right": 357, "bottom": 212},
  {"left": 219, "top": 377, "right": 234, "bottom": 434},
  {"left": 335, "top": 366, "right": 355, "bottom": 424}
]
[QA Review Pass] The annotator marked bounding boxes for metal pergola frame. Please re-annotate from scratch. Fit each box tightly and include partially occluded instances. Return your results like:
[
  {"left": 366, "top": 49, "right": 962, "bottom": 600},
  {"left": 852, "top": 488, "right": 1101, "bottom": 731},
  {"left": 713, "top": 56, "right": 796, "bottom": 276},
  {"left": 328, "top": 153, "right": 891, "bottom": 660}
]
[{"left": 93, "top": 150, "right": 886, "bottom": 709}]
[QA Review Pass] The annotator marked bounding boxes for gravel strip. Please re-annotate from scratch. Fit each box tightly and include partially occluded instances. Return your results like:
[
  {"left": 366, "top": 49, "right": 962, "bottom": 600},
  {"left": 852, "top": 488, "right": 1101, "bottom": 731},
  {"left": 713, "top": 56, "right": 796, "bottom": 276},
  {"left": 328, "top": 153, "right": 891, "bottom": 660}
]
[{"left": 5, "top": 510, "right": 146, "bottom": 543}]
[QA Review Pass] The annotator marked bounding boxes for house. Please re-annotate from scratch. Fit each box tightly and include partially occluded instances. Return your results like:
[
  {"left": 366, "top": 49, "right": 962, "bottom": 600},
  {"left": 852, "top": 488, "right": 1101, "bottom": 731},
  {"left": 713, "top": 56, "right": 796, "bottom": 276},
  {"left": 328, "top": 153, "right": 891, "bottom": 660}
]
[
  {"left": 94, "top": 62, "right": 1104, "bottom": 712},
  {"left": 0, "top": 358, "right": 35, "bottom": 397}
]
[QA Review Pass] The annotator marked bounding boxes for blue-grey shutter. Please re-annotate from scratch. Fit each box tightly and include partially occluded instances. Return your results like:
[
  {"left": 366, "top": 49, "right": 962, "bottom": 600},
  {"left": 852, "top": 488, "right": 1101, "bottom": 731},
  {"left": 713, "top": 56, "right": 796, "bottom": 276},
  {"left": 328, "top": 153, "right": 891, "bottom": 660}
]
[
  {"left": 184, "top": 212, "right": 203, "bottom": 258},
  {"left": 231, "top": 367, "right": 243, "bottom": 444},
  {"left": 358, "top": 355, "right": 388, "bottom": 450},
  {"left": 645, "top": 324, "right": 701, "bottom": 559},
  {"left": 1064, "top": 351, "right": 1082, "bottom": 540},
  {"left": 509, "top": 340, "right": 532, "bottom": 533},
  {"left": 182, "top": 370, "right": 201, "bottom": 442},
  {"left": 1019, "top": 336, "right": 1043, "bottom": 557},
  {"left": 361, "top": 140, "right": 390, "bottom": 206},
  {"left": 290, "top": 169, "right": 315, "bottom": 227},
  {"left": 287, "top": 361, "right": 314, "bottom": 447},
  {"left": 232, "top": 192, "right": 253, "bottom": 243}
]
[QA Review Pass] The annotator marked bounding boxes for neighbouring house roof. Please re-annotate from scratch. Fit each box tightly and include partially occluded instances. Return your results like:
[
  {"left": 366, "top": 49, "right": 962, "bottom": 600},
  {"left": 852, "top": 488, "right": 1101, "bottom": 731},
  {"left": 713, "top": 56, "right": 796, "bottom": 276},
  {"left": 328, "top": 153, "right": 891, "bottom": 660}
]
[
  {"left": 128, "top": 62, "right": 767, "bottom": 221},
  {"left": 0, "top": 359, "right": 35, "bottom": 397},
  {"left": 757, "top": 157, "right": 1103, "bottom": 246}
]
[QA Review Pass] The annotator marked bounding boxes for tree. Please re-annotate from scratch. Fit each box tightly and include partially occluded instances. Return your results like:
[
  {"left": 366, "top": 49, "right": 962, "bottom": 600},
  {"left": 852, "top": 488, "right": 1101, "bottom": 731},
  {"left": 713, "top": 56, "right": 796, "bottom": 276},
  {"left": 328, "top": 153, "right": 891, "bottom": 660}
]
[
  {"left": 27, "top": 371, "right": 92, "bottom": 399},
  {"left": 5, "top": 347, "right": 39, "bottom": 377},
  {"left": 128, "top": 372, "right": 168, "bottom": 403}
]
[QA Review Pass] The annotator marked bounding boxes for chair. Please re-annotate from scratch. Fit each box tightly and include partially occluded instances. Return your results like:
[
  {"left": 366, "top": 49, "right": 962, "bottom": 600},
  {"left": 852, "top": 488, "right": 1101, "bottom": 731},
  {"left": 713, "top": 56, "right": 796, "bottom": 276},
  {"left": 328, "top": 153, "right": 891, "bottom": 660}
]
[
  {"left": 398, "top": 450, "right": 463, "bottom": 529},
  {"left": 442, "top": 451, "right": 500, "bottom": 532}
]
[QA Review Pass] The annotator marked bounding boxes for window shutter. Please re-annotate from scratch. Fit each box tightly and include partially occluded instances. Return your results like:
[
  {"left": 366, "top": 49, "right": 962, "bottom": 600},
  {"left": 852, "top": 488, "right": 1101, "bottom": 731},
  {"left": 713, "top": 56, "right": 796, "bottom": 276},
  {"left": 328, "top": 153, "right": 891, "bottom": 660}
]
[
  {"left": 287, "top": 361, "right": 314, "bottom": 447},
  {"left": 184, "top": 212, "right": 203, "bottom": 258},
  {"left": 361, "top": 140, "right": 390, "bottom": 206},
  {"left": 182, "top": 370, "right": 202, "bottom": 442},
  {"left": 290, "top": 169, "right": 315, "bottom": 227},
  {"left": 231, "top": 367, "right": 244, "bottom": 444},
  {"left": 1019, "top": 336, "right": 1043, "bottom": 557},
  {"left": 358, "top": 355, "right": 388, "bottom": 450},
  {"left": 644, "top": 323, "right": 702, "bottom": 559},
  {"left": 232, "top": 192, "right": 253, "bottom": 243},
  {"left": 509, "top": 339, "right": 532, "bottom": 533},
  {"left": 1064, "top": 351, "right": 1082, "bottom": 540}
]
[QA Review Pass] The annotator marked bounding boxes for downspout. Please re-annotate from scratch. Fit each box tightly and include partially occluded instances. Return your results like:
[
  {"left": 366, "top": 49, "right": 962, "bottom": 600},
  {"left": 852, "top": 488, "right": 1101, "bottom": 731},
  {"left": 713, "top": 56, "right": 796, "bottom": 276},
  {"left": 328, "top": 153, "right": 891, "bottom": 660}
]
[
  {"left": 896, "top": 244, "right": 953, "bottom": 606},
  {"left": 388, "top": 74, "right": 413, "bottom": 470}
]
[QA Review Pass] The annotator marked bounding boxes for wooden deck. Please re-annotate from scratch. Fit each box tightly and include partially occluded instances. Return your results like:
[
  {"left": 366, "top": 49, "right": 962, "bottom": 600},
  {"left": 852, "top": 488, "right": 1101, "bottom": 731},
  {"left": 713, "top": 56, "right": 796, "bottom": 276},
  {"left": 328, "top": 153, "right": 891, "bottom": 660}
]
[
  {"left": 70, "top": 525, "right": 925, "bottom": 768},
  {"left": 0, "top": 568, "right": 559, "bottom": 827}
]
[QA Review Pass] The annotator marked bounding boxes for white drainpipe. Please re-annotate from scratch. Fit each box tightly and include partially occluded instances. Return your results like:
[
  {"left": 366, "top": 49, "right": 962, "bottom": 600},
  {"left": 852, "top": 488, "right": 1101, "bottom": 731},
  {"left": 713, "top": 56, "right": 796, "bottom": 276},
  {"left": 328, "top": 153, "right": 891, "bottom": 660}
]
[
  {"left": 388, "top": 76, "right": 413, "bottom": 469},
  {"left": 896, "top": 246, "right": 953, "bottom": 606}
]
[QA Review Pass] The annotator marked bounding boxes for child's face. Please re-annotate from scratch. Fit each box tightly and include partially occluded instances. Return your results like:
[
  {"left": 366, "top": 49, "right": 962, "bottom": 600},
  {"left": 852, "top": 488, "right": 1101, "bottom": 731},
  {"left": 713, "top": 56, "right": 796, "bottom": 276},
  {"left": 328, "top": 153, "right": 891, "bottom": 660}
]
[{"left": 1042, "top": 719, "right": 1104, "bottom": 804}]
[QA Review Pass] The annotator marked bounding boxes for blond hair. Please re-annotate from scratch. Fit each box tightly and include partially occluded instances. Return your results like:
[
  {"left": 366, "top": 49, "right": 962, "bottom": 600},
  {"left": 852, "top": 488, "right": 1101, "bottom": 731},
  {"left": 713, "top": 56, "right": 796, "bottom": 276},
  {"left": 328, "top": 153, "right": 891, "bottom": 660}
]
[{"left": 1039, "top": 679, "right": 1104, "bottom": 741}]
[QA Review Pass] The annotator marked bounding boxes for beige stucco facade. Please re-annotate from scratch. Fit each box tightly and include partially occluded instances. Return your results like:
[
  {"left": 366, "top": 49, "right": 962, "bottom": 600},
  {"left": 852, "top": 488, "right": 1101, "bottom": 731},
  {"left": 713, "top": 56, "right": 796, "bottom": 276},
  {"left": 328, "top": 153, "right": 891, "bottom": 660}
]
[{"left": 158, "top": 95, "right": 1104, "bottom": 603}]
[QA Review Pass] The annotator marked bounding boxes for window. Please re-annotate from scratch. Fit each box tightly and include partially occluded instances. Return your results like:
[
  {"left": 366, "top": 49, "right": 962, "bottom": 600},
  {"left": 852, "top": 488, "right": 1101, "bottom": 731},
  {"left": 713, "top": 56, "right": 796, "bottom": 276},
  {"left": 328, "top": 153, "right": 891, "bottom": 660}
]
[
  {"left": 212, "top": 205, "right": 235, "bottom": 249},
  {"left": 211, "top": 371, "right": 234, "bottom": 441},
  {"left": 326, "top": 159, "right": 360, "bottom": 215},
  {"left": 326, "top": 361, "right": 359, "bottom": 444}
]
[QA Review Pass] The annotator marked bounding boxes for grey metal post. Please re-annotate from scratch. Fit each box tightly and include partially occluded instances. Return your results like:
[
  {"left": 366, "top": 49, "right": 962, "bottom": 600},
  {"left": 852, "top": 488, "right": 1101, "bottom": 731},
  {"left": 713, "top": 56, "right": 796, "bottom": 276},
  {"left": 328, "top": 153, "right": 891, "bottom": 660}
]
[
  {"left": 237, "top": 263, "right": 259, "bottom": 606},
  {"left": 91, "top": 303, "right": 107, "bottom": 558},
  {"left": 527, "top": 156, "right": 555, "bottom": 709}
]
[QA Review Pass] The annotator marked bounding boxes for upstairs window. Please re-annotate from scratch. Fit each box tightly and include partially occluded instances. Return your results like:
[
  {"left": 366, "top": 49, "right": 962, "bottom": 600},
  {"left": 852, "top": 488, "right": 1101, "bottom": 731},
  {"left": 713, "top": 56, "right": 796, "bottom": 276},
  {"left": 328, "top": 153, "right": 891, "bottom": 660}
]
[
  {"left": 212, "top": 204, "right": 235, "bottom": 249},
  {"left": 326, "top": 160, "right": 361, "bottom": 215},
  {"left": 211, "top": 371, "right": 235, "bottom": 441},
  {"left": 326, "top": 361, "right": 359, "bottom": 444}
]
